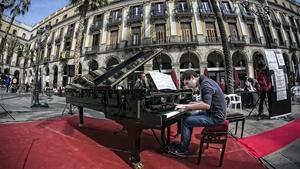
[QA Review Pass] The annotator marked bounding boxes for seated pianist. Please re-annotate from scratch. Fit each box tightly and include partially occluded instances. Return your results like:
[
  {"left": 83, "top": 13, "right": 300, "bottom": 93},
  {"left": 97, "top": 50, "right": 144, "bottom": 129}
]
[
  {"left": 134, "top": 73, "right": 150, "bottom": 90},
  {"left": 167, "top": 70, "right": 226, "bottom": 158}
]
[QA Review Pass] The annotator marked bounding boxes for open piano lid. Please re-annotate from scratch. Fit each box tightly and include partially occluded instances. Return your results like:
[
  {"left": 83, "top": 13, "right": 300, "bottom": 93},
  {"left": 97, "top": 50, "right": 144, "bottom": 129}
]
[{"left": 68, "top": 49, "right": 162, "bottom": 89}]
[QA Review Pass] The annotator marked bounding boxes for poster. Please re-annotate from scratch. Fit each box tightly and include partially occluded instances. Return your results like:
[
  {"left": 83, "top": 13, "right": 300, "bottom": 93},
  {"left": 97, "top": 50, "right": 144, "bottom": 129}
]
[
  {"left": 274, "top": 49, "right": 285, "bottom": 66},
  {"left": 273, "top": 69, "right": 287, "bottom": 101},
  {"left": 265, "top": 49, "right": 278, "bottom": 70}
]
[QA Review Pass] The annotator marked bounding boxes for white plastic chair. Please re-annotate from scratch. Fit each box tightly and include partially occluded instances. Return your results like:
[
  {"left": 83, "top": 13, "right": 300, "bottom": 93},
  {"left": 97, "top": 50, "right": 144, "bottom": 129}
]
[{"left": 227, "top": 94, "right": 242, "bottom": 112}]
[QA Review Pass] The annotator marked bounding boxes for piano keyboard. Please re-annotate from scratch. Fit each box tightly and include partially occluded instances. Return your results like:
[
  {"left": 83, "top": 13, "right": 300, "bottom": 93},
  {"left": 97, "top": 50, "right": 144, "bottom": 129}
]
[{"left": 164, "top": 110, "right": 181, "bottom": 118}]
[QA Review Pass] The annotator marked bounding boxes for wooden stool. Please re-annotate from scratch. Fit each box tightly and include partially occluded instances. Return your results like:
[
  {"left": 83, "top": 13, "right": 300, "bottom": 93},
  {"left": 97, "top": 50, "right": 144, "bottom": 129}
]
[
  {"left": 226, "top": 113, "right": 245, "bottom": 138},
  {"left": 197, "top": 120, "right": 229, "bottom": 167}
]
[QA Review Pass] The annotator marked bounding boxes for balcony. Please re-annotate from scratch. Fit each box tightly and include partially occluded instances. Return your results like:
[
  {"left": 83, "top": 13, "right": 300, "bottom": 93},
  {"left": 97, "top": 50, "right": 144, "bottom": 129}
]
[
  {"left": 89, "top": 23, "right": 102, "bottom": 34},
  {"left": 85, "top": 46, "right": 99, "bottom": 55},
  {"left": 282, "top": 21, "right": 290, "bottom": 30},
  {"left": 290, "top": 42, "right": 297, "bottom": 50},
  {"left": 150, "top": 9, "right": 168, "bottom": 23},
  {"left": 229, "top": 35, "right": 246, "bottom": 47},
  {"left": 64, "top": 32, "right": 73, "bottom": 42},
  {"left": 271, "top": 39, "right": 278, "bottom": 48},
  {"left": 107, "top": 17, "right": 122, "bottom": 30},
  {"left": 174, "top": 6, "right": 193, "bottom": 21},
  {"left": 205, "top": 36, "right": 221, "bottom": 44},
  {"left": 199, "top": 8, "right": 215, "bottom": 22},
  {"left": 43, "top": 57, "right": 51, "bottom": 64},
  {"left": 106, "top": 44, "right": 119, "bottom": 51},
  {"left": 55, "top": 37, "right": 62, "bottom": 44},
  {"left": 279, "top": 40, "right": 287, "bottom": 47},
  {"left": 249, "top": 37, "right": 262, "bottom": 45},
  {"left": 127, "top": 14, "right": 143, "bottom": 26},
  {"left": 222, "top": 8, "right": 238, "bottom": 22},
  {"left": 270, "top": 19, "right": 281, "bottom": 28},
  {"left": 241, "top": 10, "right": 255, "bottom": 23}
]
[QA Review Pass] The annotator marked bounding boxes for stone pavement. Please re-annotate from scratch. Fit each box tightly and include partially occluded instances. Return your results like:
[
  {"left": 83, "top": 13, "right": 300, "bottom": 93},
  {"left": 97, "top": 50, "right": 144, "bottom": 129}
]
[{"left": 1, "top": 88, "right": 300, "bottom": 169}]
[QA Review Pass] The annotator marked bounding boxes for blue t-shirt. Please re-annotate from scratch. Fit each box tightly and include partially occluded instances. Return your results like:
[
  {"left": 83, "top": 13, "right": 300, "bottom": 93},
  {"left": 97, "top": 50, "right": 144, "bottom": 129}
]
[{"left": 199, "top": 75, "right": 226, "bottom": 124}]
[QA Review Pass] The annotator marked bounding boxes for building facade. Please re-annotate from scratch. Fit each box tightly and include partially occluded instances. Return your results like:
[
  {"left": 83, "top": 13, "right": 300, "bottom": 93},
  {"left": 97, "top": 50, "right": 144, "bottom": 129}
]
[{"left": 1, "top": 0, "right": 300, "bottom": 90}]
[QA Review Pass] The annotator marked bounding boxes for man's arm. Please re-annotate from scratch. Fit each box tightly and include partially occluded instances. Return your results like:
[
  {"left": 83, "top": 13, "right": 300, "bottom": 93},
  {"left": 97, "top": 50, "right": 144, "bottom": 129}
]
[{"left": 175, "top": 101, "right": 210, "bottom": 111}]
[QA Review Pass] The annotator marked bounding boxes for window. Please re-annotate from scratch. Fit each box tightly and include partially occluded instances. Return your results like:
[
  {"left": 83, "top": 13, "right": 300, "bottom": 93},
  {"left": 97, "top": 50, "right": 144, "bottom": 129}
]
[
  {"left": 12, "top": 29, "right": 17, "bottom": 35},
  {"left": 247, "top": 24, "right": 258, "bottom": 43},
  {"left": 276, "top": 28, "right": 284, "bottom": 45},
  {"left": 154, "top": 2, "right": 165, "bottom": 14},
  {"left": 205, "top": 22, "right": 217, "bottom": 41},
  {"left": 155, "top": 24, "right": 166, "bottom": 44},
  {"left": 229, "top": 23, "right": 239, "bottom": 40},
  {"left": 294, "top": 31, "right": 300, "bottom": 47},
  {"left": 110, "top": 30, "right": 119, "bottom": 48},
  {"left": 56, "top": 19, "right": 59, "bottom": 23},
  {"left": 221, "top": 1, "right": 232, "bottom": 13},
  {"left": 63, "top": 14, "right": 68, "bottom": 19},
  {"left": 286, "top": 30, "right": 293, "bottom": 45},
  {"left": 131, "top": 27, "right": 141, "bottom": 45},
  {"left": 94, "top": 14, "right": 102, "bottom": 26},
  {"left": 289, "top": 16, "right": 295, "bottom": 27},
  {"left": 112, "top": 10, "right": 120, "bottom": 21},
  {"left": 201, "top": 0, "right": 212, "bottom": 12},
  {"left": 178, "top": 0, "right": 188, "bottom": 11},
  {"left": 181, "top": 23, "right": 192, "bottom": 42},
  {"left": 47, "top": 47, "right": 52, "bottom": 58},
  {"left": 132, "top": 6, "right": 142, "bottom": 16},
  {"left": 56, "top": 44, "right": 60, "bottom": 58},
  {"left": 92, "top": 34, "right": 100, "bottom": 47},
  {"left": 22, "top": 33, "right": 26, "bottom": 39}
]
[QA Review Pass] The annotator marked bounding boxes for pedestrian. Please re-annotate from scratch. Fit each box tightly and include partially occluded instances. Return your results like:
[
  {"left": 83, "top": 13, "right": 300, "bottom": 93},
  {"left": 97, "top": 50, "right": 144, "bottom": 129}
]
[
  {"left": 30, "top": 80, "right": 36, "bottom": 105},
  {"left": 134, "top": 73, "right": 149, "bottom": 89},
  {"left": 167, "top": 70, "right": 226, "bottom": 157},
  {"left": 256, "top": 62, "right": 271, "bottom": 120},
  {"left": 4, "top": 76, "right": 11, "bottom": 93}
]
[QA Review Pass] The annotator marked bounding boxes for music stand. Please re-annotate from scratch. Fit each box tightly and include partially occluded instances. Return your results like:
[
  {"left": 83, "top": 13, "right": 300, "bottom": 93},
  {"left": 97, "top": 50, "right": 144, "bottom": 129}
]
[{"left": 248, "top": 93, "right": 269, "bottom": 117}]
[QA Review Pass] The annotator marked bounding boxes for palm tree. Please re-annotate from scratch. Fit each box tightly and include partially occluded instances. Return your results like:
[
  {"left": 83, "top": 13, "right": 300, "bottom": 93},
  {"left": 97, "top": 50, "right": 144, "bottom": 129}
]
[
  {"left": 0, "top": 0, "right": 15, "bottom": 22},
  {"left": 0, "top": 0, "right": 31, "bottom": 65},
  {"left": 19, "top": 43, "right": 33, "bottom": 84},
  {"left": 69, "top": 0, "right": 108, "bottom": 77},
  {"left": 4, "top": 36, "right": 19, "bottom": 67},
  {"left": 210, "top": 0, "right": 234, "bottom": 93}
]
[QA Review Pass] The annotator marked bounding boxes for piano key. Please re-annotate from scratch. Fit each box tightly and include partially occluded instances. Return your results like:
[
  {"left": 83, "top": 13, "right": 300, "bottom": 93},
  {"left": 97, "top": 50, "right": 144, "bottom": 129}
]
[{"left": 164, "top": 110, "right": 181, "bottom": 119}]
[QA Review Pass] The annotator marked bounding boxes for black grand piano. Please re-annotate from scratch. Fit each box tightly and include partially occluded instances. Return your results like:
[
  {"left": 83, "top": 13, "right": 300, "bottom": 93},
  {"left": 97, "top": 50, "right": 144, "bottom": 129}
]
[{"left": 65, "top": 49, "right": 192, "bottom": 168}]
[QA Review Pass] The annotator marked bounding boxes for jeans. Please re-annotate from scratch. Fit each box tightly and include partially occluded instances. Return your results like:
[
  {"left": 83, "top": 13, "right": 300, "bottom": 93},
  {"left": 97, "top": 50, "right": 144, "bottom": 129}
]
[{"left": 181, "top": 112, "right": 218, "bottom": 150}]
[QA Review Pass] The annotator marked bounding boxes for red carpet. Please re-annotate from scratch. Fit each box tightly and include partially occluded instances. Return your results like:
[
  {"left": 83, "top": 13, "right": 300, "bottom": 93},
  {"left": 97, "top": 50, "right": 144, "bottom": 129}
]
[
  {"left": 0, "top": 116, "right": 264, "bottom": 169},
  {"left": 238, "top": 118, "right": 300, "bottom": 158}
]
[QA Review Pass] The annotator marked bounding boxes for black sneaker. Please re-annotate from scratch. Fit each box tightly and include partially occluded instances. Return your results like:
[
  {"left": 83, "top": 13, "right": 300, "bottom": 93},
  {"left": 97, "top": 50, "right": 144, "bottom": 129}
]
[{"left": 167, "top": 143, "right": 188, "bottom": 158}]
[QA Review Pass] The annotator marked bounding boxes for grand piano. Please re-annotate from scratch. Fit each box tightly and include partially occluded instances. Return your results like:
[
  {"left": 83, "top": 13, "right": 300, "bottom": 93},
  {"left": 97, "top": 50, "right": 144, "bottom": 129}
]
[{"left": 65, "top": 49, "right": 192, "bottom": 169}]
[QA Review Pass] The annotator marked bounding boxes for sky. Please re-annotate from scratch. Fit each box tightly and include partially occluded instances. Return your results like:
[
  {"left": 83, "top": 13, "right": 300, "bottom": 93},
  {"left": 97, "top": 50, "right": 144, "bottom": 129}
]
[
  {"left": 3, "top": 0, "right": 300, "bottom": 26},
  {"left": 4, "top": 0, "right": 69, "bottom": 26}
]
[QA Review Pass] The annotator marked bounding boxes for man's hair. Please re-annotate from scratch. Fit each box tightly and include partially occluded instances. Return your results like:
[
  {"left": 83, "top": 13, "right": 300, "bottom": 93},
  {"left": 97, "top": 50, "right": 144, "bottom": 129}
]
[{"left": 181, "top": 70, "right": 198, "bottom": 81}]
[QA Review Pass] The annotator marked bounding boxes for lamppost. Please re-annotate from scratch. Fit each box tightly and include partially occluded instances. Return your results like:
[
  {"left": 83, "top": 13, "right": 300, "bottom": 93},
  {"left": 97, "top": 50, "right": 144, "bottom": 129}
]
[
  {"left": 31, "top": 24, "right": 51, "bottom": 108},
  {"left": 240, "top": 0, "right": 272, "bottom": 49}
]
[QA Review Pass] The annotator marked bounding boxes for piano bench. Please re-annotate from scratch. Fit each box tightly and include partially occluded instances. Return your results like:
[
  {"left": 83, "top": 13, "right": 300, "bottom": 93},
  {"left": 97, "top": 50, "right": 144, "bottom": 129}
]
[
  {"left": 197, "top": 120, "right": 229, "bottom": 167},
  {"left": 226, "top": 113, "right": 245, "bottom": 138}
]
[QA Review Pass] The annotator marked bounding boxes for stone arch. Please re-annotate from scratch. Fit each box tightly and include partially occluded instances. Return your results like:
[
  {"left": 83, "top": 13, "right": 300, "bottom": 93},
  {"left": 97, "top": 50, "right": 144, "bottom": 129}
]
[
  {"left": 88, "top": 60, "right": 99, "bottom": 71},
  {"left": 252, "top": 51, "right": 266, "bottom": 73},
  {"left": 52, "top": 65, "right": 58, "bottom": 88},
  {"left": 62, "top": 64, "right": 68, "bottom": 87},
  {"left": 45, "top": 66, "right": 50, "bottom": 76},
  {"left": 207, "top": 51, "right": 224, "bottom": 68},
  {"left": 152, "top": 53, "right": 172, "bottom": 70},
  {"left": 106, "top": 57, "right": 119, "bottom": 69},
  {"left": 282, "top": 53, "right": 290, "bottom": 73},
  {"left": 179, "top": 51, "right": 200, "bottom": 69},
  {"left": 232, "top": 51, "right": 248, "bottom": 88},
  {"left": 291, "top": 53, "right": 299, "bottom": 84}
]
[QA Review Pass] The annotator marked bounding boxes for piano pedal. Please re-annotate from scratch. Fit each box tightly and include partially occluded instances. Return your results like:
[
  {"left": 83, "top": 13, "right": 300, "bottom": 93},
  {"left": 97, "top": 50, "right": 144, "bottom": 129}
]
[{"left": 131, "top": 161, "right": 144, "bottom": 169}]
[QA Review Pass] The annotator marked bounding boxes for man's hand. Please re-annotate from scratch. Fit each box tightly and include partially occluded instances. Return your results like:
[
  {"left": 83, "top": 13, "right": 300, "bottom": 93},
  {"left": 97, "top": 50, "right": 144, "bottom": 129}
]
[{"left": 175, "top": 104, "right": 187, "bottom": 111}]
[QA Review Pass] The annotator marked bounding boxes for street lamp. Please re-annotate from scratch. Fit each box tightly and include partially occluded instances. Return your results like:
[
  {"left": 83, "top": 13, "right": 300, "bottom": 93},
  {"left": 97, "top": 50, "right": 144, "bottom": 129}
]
[
  {"left": 240, "top": 0, "right": 272, "bottom": 49},
  {"left": 31, "top": 24, "right": 51, "bottom": 108}
]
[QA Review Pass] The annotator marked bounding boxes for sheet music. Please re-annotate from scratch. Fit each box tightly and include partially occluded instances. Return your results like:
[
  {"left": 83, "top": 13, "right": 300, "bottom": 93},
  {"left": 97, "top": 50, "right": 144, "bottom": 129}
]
[
  {"left": 265, "top": 49, "right": 278, "bottom": 70},
  {"left": 148, "top": 71, "right": 177, "bottom": 90}
]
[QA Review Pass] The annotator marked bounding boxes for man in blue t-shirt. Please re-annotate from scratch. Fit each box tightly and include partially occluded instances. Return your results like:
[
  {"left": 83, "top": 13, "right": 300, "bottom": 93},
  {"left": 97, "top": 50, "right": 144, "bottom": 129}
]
[{"left": 168, "top": 70, "right": 226, "bottom": 157}]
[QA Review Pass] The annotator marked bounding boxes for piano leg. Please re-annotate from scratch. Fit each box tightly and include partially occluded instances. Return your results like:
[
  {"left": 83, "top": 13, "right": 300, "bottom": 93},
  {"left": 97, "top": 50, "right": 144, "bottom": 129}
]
[
  {"left": 78, "top": 106, "right": 84, "bottom": 127},
  {"left": 127, "top": 126, "right": 143, "bottom": 169}
]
